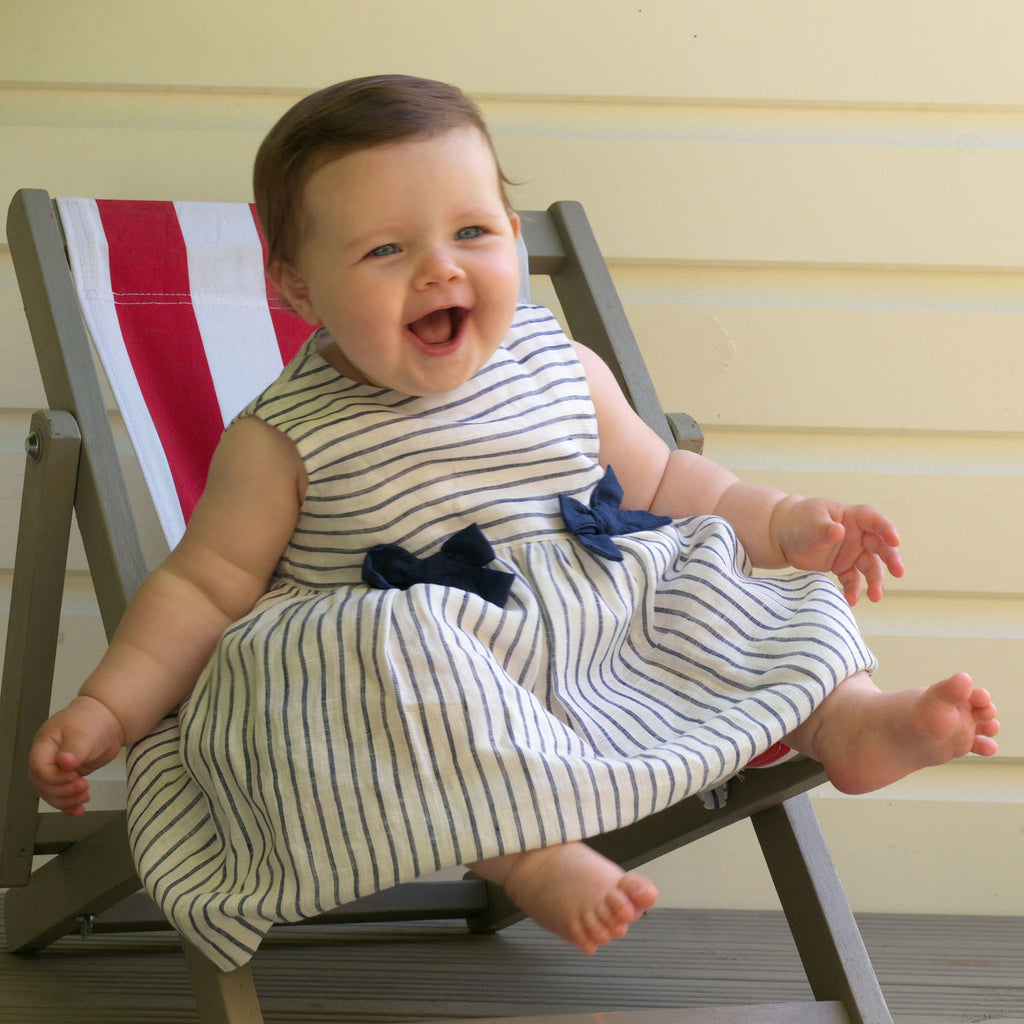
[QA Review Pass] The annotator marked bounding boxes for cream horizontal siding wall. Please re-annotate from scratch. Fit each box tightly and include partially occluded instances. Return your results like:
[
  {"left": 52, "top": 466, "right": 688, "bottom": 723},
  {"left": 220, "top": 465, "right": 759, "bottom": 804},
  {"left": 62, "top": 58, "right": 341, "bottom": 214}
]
[{"left": 2, "top": 1, "right": 1021, "bottom": 916}]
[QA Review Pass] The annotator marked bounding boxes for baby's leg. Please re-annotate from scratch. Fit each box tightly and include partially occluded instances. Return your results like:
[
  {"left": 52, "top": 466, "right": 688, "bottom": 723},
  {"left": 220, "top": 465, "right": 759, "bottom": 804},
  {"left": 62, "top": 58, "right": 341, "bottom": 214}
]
[
  {"left": 785, "top": 671, "right": 999, "bottom": 795},
  {"left": 468, "top": 843, "right": 658, "bottom": 955}
]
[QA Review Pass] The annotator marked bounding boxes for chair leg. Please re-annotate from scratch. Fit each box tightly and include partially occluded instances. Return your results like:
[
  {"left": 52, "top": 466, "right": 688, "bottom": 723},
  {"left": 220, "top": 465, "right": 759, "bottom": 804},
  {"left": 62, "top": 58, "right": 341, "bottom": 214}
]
[
  {"left": 182, "top": 940, "right": 265, "bottom": 1024},
  {"left": 751, "top": 794, "right": 893, "bottom": 1024},
  {"left": 0, "top": 410, "right": 80, "bottom": 888}
]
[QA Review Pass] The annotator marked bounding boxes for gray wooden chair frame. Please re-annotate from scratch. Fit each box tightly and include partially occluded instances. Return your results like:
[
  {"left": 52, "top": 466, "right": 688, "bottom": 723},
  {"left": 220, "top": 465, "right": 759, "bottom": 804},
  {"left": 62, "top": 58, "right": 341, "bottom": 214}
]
[{"left": 1, "top": 187, "right": 893, "bottom": 1024}]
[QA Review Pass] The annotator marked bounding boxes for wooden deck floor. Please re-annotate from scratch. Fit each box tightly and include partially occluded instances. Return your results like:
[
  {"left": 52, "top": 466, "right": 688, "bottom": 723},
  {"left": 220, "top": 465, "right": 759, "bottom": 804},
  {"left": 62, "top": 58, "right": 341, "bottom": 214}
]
[{"left": 2, "top": 904, "right": 1022, "bottom": 1023}]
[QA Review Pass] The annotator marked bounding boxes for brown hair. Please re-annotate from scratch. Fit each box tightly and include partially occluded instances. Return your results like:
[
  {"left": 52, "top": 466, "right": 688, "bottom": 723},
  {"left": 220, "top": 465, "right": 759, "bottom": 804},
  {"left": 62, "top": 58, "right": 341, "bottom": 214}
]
[{"left": 254, "top": 74, "right": 511, "bottom": 268}]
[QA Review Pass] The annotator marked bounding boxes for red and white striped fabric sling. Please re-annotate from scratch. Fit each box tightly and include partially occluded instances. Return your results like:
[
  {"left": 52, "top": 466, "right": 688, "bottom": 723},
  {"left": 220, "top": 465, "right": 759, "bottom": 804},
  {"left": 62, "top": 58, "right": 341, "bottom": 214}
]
[{"left": 57, "top": 197, "right": 311, "bottom": 548}]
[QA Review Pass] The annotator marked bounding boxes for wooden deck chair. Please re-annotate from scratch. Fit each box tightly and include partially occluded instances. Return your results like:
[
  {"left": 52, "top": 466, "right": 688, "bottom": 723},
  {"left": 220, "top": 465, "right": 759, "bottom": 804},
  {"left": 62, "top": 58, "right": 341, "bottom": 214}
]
[{"left": 1, "top": 186, "right": 894, "bottom": 1024}]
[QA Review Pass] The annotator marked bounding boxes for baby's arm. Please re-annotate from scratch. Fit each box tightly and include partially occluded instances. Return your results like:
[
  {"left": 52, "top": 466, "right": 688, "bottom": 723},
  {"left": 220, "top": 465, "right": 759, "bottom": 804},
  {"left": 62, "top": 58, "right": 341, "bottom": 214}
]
[
  {"left": 574, "top": 343, "right": 903, "bottom": 603},
  {"left": 30, "top": 416, "right": 304, "bottom": 815}
]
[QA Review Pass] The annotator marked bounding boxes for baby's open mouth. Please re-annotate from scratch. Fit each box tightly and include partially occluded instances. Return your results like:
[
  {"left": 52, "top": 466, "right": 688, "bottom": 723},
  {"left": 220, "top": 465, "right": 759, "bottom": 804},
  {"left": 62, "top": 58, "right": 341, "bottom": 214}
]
[{"left": 408, "top": 307, "right": 467, "bottom": 346}]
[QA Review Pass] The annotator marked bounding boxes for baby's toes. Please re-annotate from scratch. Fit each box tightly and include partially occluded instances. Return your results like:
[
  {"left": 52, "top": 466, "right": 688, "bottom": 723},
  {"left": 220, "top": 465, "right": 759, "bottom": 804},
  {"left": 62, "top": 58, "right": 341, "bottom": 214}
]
[
  {"left": 971, "top": 734, "right": 999, "bottom": 757},
  {"left": 974, "top": 701, "right": 998, "bottom": 722},
  {"left": 575, "top": 909, "right": 611, "bottom": 953},
  {"left": 619, "top": 873, "right": 659, "bottom": 914},
  {"left": 598, "top": 888, "right": 638, "bottom": 929},
  {"left": 594, "top": 891, "right": 634, "bottom": 937}
]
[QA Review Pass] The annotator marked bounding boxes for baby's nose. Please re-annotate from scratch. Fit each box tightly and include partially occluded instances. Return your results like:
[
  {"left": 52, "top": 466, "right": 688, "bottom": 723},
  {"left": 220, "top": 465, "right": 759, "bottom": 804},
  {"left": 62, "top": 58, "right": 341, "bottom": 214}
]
[{"left": 416, "top": 246, "right": 465, "bottom": 287}]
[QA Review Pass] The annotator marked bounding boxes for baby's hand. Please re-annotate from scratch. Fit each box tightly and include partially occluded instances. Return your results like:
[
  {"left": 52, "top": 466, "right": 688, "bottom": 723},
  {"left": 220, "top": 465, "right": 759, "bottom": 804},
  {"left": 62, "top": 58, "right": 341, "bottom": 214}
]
[
  {"left": 773, "top": 499, "right": 904, "bottom": 605},
  {"left": 29, "top": 696, "right": 125, "bottom": 816}
]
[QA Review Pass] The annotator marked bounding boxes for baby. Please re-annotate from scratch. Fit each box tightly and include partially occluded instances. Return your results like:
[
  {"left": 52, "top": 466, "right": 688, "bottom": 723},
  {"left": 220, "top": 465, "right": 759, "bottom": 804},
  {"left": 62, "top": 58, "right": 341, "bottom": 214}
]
[{"left": 31, "top": 75, "right": 999, "bottom": 967}]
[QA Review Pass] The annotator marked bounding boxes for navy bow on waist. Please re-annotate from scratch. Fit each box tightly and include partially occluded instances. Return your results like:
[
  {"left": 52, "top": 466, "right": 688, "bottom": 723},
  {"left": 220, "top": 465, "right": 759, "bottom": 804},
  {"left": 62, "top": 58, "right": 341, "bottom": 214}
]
[
  {"left": 559, "top": 466, "right": 672, "bottom": 561},
  {"left": 363, "top": 523, "right": 516, "bottom": 608}
]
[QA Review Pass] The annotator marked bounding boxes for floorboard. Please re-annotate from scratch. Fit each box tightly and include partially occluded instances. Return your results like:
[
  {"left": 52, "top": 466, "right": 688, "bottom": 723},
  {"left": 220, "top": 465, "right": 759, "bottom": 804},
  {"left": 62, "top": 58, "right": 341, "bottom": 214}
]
[{"left": 2, "top": 902, "right": 1022, "bottom": 1023}]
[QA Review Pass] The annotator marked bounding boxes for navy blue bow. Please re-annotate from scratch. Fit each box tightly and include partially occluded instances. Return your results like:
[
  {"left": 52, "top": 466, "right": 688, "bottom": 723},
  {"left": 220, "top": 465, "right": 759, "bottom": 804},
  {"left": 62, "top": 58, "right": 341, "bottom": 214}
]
[
  {"left": 559, "top": 466, "right": 672, "bottom": 561},
  {"left": 362, "top": 523, "right": 516, "bottom": 608}
]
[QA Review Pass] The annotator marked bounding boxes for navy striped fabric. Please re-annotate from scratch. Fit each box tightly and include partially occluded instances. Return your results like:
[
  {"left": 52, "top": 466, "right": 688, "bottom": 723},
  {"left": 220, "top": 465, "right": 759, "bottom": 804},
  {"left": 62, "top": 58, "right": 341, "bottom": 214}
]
[{"left": 126, "top": 305, "right": 874, "bottom": 970}]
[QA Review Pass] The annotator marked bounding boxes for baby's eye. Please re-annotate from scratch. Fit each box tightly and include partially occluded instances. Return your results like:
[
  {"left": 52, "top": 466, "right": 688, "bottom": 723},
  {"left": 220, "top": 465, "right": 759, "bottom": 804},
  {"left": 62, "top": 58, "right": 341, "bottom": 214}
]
[
  {"left": 366, "top": 242, "right": 400, "bottom": 258},
  {"left": 455, "top": 226, "right": 486, "bottom": 241}
]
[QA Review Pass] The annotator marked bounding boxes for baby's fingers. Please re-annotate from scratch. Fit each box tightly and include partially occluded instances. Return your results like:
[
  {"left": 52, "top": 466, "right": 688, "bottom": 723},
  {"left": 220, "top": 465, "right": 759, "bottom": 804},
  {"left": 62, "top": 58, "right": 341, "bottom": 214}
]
[
  {"left": 852, "top": 510, "right": 904, "bottom": 576},
  {"left": 30, "top": 735, "right": 88, "bottom": 812},
  {"left": 31, "top": 763, "right": 91, "bottom": 816},
  {"left": 47, "top": 778, "right": 91, "bottom": 813},
  {"left": 861, "top": 553, "right": 889, "bottom": 603},
  {"left": 868, "top": 533, "right": 905, "bottom": 579},
  {"left": 814, "top": 511, "right": 846, "bottom": 548},
  {"left": 851, "top": 504, "right": 900, "bottom": 543},
  {"left": 837, "top": 526, "right": 903, "bottom": 585},
  {"left": 836, "top": 565, "right": 864, "bottom": 607},
  {"left": 29, "top": 734, "right": 64, "bottom": 783},
  {"left": 836, "top": 552, "right": 889, "bottom": 606}
]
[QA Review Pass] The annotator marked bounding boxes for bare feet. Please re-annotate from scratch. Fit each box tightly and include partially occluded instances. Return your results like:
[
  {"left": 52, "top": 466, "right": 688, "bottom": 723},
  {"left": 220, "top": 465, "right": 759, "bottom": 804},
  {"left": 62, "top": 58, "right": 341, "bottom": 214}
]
[
  {"left": 786, "top": 671, "right": 1000, "bottom": 795},
  {"left": 469, "top": 842, "right": 658, "bottom": 954}
]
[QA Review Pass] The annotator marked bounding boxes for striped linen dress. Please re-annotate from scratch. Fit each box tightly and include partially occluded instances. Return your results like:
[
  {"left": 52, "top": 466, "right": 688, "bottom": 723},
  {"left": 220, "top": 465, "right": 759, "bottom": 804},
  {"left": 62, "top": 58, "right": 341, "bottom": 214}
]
[{"left": 126, "top": 304, "right": 875, "bottom": 971}]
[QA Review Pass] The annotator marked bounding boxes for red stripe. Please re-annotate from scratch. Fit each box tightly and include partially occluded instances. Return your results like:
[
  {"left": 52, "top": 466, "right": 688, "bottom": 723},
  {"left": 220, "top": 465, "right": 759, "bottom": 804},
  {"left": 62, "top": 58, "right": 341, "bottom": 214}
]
[
  {"left": 96, "top": 200, "right": 224, "bottom": 523},
  {"left": 745, "top": 741, "right": 792, "bottom": 769},
  {"left": 249, "top": 204, "right": 312, "bottom": 362}
]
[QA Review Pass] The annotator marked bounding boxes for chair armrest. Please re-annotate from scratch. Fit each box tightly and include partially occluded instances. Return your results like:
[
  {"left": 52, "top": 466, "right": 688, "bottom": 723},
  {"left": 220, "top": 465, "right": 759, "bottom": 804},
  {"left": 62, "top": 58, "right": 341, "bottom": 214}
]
[{"left": 667, "top": 412, "right": 704, "bottom": 454}]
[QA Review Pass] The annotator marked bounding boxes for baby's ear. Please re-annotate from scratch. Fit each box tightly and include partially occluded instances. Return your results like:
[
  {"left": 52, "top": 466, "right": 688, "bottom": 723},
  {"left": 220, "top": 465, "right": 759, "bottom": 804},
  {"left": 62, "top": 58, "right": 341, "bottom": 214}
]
[{"left": 268, "top": 260, "right": 320, "bottom": 326}]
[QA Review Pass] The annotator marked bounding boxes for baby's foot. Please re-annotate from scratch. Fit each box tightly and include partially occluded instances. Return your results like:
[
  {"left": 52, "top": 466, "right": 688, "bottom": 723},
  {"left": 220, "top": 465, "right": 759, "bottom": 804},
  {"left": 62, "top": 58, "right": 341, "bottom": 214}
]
[
  {"left": 470, "top": 843, "right": 658, "bottom": 955},
  {"left": 807, "top": 672, "right": 999, "bottom": 795}
]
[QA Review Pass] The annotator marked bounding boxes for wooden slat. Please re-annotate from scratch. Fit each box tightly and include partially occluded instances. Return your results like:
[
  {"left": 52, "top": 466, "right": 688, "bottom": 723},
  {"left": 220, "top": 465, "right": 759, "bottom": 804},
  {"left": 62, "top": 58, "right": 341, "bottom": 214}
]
[
  {"left": 78, "top": 881, "right": 492, "bottom": 936},
  {"left": 509, "top": 139, "right": 1024, "bottom": 270},
  {"left": 438, "top": 1006, "right": 850, "bottom": 1024},
  {"left": 5, "top": 126, "right": 1023, "bottom": 271},
  {"left": 33, "top": 810, "right": 124, "bottom": 853},
  {"left": 2, "top": 904, "right": 1022, "bottom": 1023},
  {"left": 6, "top": 1, "right": 1024, "bottom": 106},
  {"left": 629, "top": 304, "right": 1024, "bottom": 435}
]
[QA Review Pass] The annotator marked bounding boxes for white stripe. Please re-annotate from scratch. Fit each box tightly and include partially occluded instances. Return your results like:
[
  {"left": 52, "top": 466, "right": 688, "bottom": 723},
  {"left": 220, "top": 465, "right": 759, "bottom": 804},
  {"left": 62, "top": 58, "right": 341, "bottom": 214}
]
[
  {"left": 57, "top": 196, "right": 187, "bottom": 547},
  {"left": 174, "top": 201, "right": 286, "bottom": 425}
]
